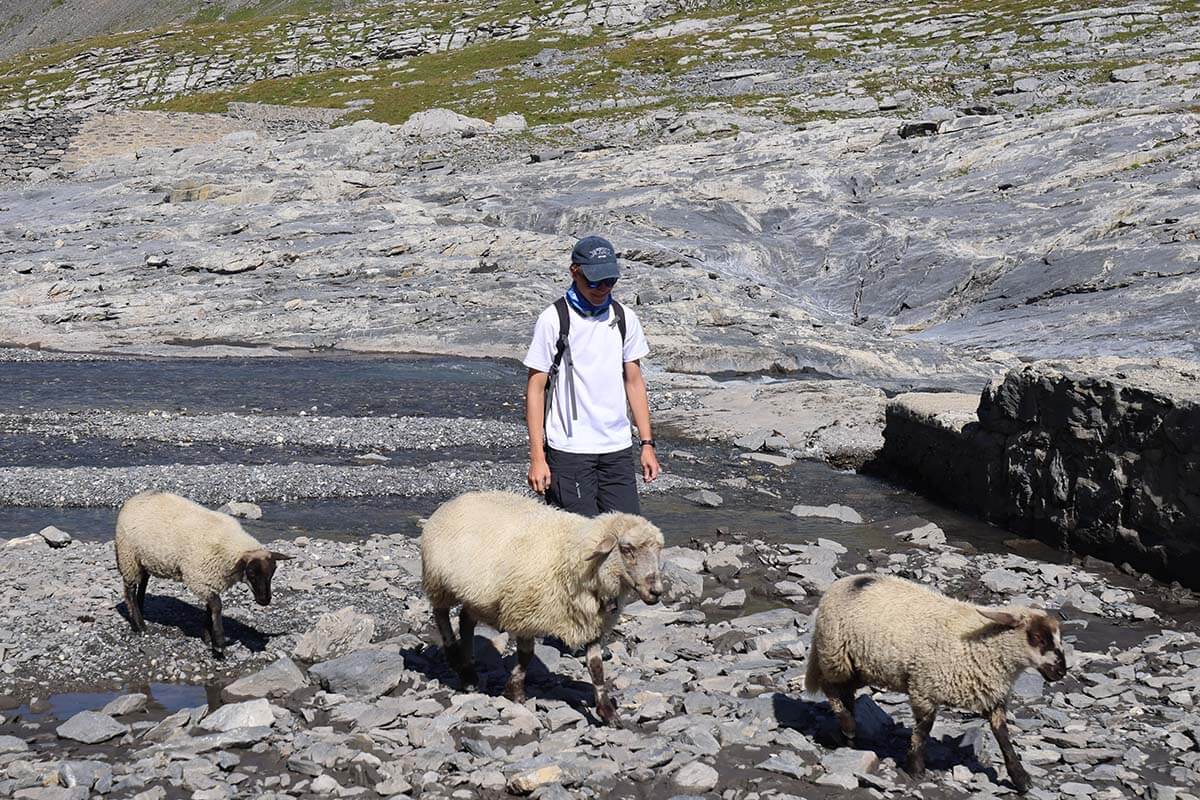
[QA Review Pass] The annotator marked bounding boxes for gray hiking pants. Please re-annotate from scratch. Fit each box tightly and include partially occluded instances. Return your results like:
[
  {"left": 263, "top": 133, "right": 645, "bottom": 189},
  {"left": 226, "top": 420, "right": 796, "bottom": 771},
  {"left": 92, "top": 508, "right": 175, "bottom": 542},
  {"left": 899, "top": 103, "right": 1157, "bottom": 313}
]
[{"left": 544, "top": 446, "right": 640, "bottom": 517}]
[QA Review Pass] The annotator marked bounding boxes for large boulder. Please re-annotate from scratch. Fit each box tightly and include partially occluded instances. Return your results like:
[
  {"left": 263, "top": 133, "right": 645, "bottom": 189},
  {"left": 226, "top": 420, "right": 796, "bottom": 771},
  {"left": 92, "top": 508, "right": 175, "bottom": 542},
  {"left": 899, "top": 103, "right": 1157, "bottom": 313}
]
[{"left": 399, "top": 108, "right": 491, "bottom": 138}]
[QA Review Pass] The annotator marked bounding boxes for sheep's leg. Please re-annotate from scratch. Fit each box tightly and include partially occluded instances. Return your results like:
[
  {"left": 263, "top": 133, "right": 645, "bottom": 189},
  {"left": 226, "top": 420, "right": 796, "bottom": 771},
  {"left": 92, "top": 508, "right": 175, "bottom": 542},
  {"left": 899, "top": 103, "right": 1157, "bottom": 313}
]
[
  {"left": 906, "top": 701, "right": 937, "bottom": 779},
  {"left": 988, "top": 704, "right": 1030, "bottom": 794},
  {"left": 457, "top": 608, "right": 478, "bottom": 687},
  {"left": 432, "top": 607, "right": 465, "bottom": 675},
  {"left": 504, "top": 636, "right": 534, "bottom": 704},
  {"left": 123, "top": 572, "right": 147, "bottom": 634},
  {"left": 587, "top": 640, "right": 620, "bottom": 727},
  {"left": 823, "top": 683, "right": 858, "bottom": 745},
  {"left": 206, "top": 595, "right": 225, "bottom": 659},
  {"left": 135, "top": 572, "right": 149, "bottom": 614}
]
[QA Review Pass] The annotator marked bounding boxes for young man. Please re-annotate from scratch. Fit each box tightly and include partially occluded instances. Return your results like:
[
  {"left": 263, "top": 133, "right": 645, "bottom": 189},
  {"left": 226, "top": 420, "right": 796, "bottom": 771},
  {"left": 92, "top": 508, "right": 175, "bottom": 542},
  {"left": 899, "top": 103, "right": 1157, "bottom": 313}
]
[{"left": 524, "top": 235, "right": 660, "bottom": 516}]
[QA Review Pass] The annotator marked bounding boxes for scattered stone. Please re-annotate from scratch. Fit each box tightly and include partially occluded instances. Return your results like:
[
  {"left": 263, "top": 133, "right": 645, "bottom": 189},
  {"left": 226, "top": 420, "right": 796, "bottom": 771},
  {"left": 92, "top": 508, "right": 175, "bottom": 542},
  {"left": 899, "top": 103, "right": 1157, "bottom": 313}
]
[
  {"left": 37, "top": 525, "right": 72, "bottom": 547},
  {"left": 216, "top": 501, "right": 262, "bottom": 519},
  {"left": 685, "top": 489, "right": 723, "bottom": 508},
  {"left": 506, "top": 764, "right": 562, "bottom": 794},
  {"left": 673, "top": 761, "right": 719, "bottom": 791},
  {"left": 294, "top": 606, "right": 377, "bottom": 662},
  {"left": 896, "top": 522, "right": 946, "bottom": 546}
]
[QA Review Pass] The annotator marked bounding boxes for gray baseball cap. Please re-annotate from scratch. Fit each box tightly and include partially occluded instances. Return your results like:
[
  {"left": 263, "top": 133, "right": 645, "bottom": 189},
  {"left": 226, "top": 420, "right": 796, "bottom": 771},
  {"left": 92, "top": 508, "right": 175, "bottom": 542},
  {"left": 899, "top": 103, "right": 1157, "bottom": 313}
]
[{"left": 571, "top": 235, "right": 620, "bottom": 282}]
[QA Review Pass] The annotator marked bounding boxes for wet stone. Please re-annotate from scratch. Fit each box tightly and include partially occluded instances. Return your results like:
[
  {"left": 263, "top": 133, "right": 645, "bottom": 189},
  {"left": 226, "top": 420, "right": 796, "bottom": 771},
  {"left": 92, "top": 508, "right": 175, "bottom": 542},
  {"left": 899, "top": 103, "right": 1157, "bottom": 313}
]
[
  {"left": 790, "top": 503, "right": 862, "bottom": 523},
  {"left": 101, "top": 692, "right": 148, "bottom": 716},
  {"left": 684, "top": 489, "right": 723, "bottom": 508}
]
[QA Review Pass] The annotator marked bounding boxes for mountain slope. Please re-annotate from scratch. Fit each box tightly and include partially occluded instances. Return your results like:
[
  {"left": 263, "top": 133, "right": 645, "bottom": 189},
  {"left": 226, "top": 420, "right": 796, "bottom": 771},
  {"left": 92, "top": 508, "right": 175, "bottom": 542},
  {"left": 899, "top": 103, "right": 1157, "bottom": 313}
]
[{"left": 0, "top": 0, "right": 373, "bottom": 59}]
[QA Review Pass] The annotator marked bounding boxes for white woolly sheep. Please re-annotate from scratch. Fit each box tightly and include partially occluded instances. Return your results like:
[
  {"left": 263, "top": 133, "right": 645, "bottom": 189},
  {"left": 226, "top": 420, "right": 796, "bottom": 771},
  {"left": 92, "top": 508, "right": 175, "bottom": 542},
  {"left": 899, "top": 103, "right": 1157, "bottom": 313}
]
[
  {"left": 805, "top": 574, "right": 1066, "bottom": 794},
  {"left": 420, "top": 490, "right": 664, "bottom": 726},
  {"left": 115, "top": 491, "right": 292, "bottom": 658}
]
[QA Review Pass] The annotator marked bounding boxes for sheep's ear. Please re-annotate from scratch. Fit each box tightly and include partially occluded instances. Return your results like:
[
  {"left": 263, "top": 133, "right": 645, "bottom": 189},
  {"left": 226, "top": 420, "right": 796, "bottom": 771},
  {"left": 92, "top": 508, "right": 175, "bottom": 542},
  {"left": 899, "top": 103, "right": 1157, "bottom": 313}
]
[
  {"left": 269, "top": 552, "right": 294, "bottom": 562},
  {"left": 588, "top": 532, "right": 618, "bottom": 561},
  {"left": 977, "top": 608, "right": 1023, "bottom": 628}
]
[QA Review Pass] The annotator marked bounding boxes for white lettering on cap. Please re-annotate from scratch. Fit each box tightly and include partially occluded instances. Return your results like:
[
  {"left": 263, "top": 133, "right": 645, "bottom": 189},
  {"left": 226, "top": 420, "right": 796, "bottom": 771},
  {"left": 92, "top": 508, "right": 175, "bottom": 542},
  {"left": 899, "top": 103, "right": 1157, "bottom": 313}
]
[{"left": 588, "top": 247, "right": 613, "bottom": 260}]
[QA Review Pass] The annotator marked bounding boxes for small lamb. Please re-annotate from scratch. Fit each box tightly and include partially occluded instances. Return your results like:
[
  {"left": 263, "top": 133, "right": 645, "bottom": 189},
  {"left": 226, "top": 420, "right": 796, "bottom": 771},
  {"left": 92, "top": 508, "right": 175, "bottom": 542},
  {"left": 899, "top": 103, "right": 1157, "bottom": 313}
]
[
  {"left": 420, "top": 491, "right": 664, "bottom": 726},
  {"left": 805, "top": 574, "right": 1066, "bottom": 794},
  {"left": 115, "top": 491, "right": 292, "bottom": 658}
]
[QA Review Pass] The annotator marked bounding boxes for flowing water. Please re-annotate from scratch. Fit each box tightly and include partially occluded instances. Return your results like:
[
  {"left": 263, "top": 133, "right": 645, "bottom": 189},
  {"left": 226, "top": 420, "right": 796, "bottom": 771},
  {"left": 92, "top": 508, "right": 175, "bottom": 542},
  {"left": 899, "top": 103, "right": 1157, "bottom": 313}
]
[{"left": 1, "top": 352, "right": 1193, "bottom": 719}]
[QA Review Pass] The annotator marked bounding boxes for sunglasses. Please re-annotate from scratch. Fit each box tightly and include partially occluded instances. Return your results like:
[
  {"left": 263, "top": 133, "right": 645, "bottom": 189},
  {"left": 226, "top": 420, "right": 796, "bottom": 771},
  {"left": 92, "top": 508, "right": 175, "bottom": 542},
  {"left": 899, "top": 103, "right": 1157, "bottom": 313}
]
[{"left": 584, "top": 276, "right": 618, "bottom": 289}]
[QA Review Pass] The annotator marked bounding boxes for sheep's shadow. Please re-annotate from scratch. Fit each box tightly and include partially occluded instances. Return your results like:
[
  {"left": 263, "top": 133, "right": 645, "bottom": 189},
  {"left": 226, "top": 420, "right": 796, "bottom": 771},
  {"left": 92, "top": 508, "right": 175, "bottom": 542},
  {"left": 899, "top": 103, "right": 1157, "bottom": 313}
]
[
  {"left": 772, "top": 694, "right": 998, "bottom": 782},
  {"left": 117, "top": 596, "right": 270, "bottom": 654},
  {"left": 403, "top": 635, "right": 599, "bottom": 717}
]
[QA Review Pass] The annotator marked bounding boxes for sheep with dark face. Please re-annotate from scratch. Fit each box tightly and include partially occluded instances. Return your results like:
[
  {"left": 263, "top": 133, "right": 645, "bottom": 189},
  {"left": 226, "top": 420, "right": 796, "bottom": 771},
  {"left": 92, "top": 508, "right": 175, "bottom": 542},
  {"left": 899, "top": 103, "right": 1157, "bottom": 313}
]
[
  {"left": 420, "top": 491, "right": 664, "bottom": 726},
  {"left": 804, "top": 574, "right": 1067, "bottom": 794},
  {"left": 115, "top": 492, "right": 291, "bottom": 658}
]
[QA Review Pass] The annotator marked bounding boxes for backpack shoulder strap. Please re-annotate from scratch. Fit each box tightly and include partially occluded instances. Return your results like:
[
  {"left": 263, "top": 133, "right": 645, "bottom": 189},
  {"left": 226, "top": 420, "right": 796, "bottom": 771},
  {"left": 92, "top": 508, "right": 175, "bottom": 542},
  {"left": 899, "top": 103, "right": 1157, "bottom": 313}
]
[
  {"left": 551, "top": 297, "right": 571, "bottom": 371},
  {"left": 611, "top": 300, "right": 627, "bottom": 346}
]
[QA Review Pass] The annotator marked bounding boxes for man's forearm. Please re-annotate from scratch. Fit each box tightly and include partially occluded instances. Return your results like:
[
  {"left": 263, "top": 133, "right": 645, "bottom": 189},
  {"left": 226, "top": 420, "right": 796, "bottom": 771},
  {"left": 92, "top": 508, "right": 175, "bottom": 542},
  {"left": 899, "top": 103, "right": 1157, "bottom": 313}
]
[
  {"left": 625, "top": 371, "right": 653, "bottom": 442},
  {"left": 526, "top": 371, "right": 549, "bottom": 460}
]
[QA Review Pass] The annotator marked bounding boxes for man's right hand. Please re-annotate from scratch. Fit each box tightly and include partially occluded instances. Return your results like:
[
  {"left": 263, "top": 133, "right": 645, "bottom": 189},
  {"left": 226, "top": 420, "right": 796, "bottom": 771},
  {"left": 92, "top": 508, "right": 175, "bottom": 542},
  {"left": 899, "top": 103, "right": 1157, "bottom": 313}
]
[{"left": 528, "top": 459, "right": 552, "bottom": 494}]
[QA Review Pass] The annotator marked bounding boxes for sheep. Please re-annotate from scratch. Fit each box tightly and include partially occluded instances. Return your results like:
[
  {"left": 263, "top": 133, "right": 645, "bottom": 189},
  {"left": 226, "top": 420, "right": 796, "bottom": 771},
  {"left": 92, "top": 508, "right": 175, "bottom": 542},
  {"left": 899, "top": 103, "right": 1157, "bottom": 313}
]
[
  {"left": 420, "top": 490, "right": 664, "bottom": 726},
  {"left": 114, "top": 491, "right": 292, "bottom": 658},
  {"left": 804, "top": 574, "right": 1066, "bottom": 794}
]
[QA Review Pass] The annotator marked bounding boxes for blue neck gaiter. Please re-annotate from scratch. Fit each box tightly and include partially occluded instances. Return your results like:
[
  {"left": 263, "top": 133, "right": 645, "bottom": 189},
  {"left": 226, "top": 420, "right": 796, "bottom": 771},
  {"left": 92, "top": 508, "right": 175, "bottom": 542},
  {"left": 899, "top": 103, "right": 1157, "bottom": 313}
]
[{"left": 565, "top": 283, "right": 612, "bottom": 317}]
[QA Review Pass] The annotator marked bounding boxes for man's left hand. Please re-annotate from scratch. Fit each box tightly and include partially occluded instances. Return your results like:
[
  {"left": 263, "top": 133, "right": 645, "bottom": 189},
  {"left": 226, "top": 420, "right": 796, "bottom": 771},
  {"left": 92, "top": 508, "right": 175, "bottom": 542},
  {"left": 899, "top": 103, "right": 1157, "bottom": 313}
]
[{"left": 641, "top": 447, "right": 660, "bottom": 483}]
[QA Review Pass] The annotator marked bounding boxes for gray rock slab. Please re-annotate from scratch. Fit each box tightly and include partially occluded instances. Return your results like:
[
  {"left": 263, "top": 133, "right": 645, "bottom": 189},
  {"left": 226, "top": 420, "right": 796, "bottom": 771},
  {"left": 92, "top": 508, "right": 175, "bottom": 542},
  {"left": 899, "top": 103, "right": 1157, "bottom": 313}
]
[
  {"left": 56, "top": 711, "right": 129, "bottom": 744},
  {"left": 308, "top": 650, "right": 410, "bottom": 698},
  {"left": 791, "top": 504, "right": 863, "bottom": 523},
  {"left": 222, "top": 655, "right": 308, "bottom": 700},
  {"left": 199, "top": 698, "right": 274, "bottom": 732}
]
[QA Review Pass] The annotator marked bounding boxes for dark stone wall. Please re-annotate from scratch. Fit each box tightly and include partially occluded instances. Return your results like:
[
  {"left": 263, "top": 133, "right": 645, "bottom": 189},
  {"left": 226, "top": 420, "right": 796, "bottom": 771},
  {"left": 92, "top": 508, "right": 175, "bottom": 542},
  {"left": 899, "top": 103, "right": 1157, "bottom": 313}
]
[
  {"left": 0, "top": 110, "right": 81, "bottom": 184},
  {"left": 882, "top": 361, "right": 1200, "bottom": 588}
]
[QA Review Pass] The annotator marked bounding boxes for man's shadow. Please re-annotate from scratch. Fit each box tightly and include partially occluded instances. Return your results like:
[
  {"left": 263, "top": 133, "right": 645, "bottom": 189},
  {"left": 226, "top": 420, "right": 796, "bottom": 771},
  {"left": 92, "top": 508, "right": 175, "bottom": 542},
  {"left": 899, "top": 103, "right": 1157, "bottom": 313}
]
[
  {"left": 117, "top": 596, "right": 270, "bottom": 653},
  {"left": 772, "top": 693, "right": 1000, "bottom": 782}
]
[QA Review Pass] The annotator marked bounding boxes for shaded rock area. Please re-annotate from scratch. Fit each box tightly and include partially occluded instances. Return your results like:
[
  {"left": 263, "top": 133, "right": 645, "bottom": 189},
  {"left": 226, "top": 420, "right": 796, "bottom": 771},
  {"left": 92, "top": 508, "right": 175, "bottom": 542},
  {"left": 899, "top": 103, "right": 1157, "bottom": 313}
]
[
  {"left": 881, "top": 358, "right": 1200, "bottom": 588},
  {"left": 1, "top": 509, "right": 1197, "bottom": 799}
]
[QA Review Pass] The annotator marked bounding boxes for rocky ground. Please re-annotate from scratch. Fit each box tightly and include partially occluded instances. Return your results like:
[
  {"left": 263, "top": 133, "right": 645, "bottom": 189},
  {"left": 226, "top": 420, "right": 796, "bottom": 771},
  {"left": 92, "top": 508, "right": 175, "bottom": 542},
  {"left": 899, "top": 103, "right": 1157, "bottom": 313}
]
[
  {"left": 2, "top": 0, "right": 1200, "bottom": 798},
  {"left": 2, "top": 501, "right": 1199, "bottom": 800}
]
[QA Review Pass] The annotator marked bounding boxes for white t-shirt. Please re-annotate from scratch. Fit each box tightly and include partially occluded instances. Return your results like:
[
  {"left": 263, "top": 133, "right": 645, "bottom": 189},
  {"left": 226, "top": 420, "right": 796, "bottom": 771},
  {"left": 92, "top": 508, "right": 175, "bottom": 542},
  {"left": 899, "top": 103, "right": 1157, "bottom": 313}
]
[{"left": 523, "top": 300, "right": 650, "bottom": 454}]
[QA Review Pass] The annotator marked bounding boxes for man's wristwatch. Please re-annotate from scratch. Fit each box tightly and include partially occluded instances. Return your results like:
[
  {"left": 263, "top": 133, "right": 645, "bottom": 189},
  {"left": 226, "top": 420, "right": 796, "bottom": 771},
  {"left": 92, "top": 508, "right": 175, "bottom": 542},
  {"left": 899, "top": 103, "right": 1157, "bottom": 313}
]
[{"left": 639, "top": 439, "right": 656, "bottom": 448}]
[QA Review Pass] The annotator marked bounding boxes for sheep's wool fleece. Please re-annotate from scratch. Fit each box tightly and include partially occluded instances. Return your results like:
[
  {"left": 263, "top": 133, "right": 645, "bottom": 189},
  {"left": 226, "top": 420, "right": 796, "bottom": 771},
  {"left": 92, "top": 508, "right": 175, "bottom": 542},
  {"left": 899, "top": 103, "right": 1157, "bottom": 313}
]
[
  {"left": 115, "top": 491, "right": 263, "bottom": 600},
  {"left": 421, "top": 491, "right": 660, "bottom": 649},
  {"left": 809, "top": 575, "right": 1037, "bottom": 713}
]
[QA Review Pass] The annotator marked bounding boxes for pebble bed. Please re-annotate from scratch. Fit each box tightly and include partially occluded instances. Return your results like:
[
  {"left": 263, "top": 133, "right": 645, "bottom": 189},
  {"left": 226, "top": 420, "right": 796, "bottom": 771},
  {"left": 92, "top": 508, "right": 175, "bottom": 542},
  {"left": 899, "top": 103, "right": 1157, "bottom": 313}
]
[{"left": 1, "top": 512, "right": 1198, "bottom": 800}]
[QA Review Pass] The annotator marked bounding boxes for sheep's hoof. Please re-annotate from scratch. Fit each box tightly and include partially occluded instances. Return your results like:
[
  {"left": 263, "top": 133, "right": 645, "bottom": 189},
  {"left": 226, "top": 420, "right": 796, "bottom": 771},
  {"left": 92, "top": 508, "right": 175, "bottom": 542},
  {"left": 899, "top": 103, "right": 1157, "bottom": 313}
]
[
  {"left": 211, "top": 648, "right": 226, "bottom": 660},
  {"left": 1009, "top": 768, "right": 1031, "bottom": 795},
  {"left": 904, "top": 761, "right": 925, "bottom": 780},
  {"left": 503, "top": 684, "right": 527, "bottom": 704},
  {"left": 458, "top": 667, "right": 479, "bottom": 688},
  {"left": 596, "top": 696, "right": 621, "bottom": 727}
]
